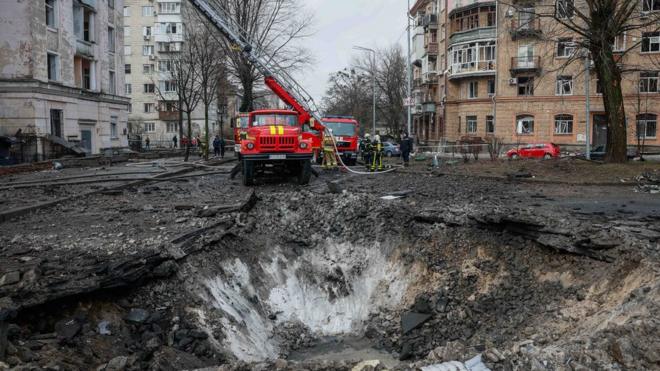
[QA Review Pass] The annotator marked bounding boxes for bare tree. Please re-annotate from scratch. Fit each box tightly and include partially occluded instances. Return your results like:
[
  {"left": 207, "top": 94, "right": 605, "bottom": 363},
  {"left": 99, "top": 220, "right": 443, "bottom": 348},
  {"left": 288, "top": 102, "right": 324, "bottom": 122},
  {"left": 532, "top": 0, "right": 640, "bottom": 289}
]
[
  {"left": 202, "top": 0, "right": 315, "bottom": 112},
  {"left": 374, "top": 46, "right": 407, "bottom": 135},
  {"left": 154, "top": 33, "right": 202, "bottom": 162},
  {"left": 520, "top": 0, "right": 660, "bottom": 162},
  {"left": 321, "top": 69, "right": 372, "bottom": 134},
  {"left": 188, "top": 21, "right": 226, "bottom": 160}
]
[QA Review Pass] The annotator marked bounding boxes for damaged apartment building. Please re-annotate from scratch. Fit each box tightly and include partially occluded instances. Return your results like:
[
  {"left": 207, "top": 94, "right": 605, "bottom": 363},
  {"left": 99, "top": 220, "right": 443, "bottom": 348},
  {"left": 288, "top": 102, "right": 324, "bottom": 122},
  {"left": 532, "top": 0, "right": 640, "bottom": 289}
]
[
  {"left": 0, "top": 0, "right": 129, "bottom": 163},
  {"left": 409, "top": 0, "right": 660, "bottom": 151}
]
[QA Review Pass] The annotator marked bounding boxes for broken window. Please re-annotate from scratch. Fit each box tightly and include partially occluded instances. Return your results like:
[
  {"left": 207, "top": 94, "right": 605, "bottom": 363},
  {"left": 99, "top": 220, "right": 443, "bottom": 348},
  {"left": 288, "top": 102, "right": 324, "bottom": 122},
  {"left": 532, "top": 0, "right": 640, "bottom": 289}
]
[
  {"left": 158, "top": 60, "right": 173, "bottom": 72},
  {"left": 517, "top": 77, "right": 534, "bottom": 96},
  {"left": 125, "top": 64, "right": 131, "bottom": 74},
  {"left": 642, "top": 32, "right": 660, "bottom": 52},
  {"left": 556, "top": 75, "right": 573, "bottom": 95},
  {"left": 556, "top": 38, "right": 575, "bottom": 58},
  {"left": 636, "top": 113, "right": 657, "bottom": 138},
  {"left": 643, "top": 0, "right": 660, "bottom": 12},
  {"left": 556, "top": 0, "right": 574, "bottom": 18},
  {"left": 144, "top": 104, "right": 155, "bottom": 114},
  {"left": 486, "top": 115, "right": 494, "bottom": 134},
  {"left": 554, "top": 114, "right": 573, "bottom": 134},
  {"left": 50, "top": 109, "right": 63, "bottom": 137},
  {"left": 144, "top": 83, "right": 155, "bottom": 93},
  {"left": 640, "top": 71, "right": 659, "bottom": 92},
  {"left": 516, "top": 115, "right": 534, "bottom": 134},
  {"left": 143, "top": 64, "right": 154, "bottom": 74}
]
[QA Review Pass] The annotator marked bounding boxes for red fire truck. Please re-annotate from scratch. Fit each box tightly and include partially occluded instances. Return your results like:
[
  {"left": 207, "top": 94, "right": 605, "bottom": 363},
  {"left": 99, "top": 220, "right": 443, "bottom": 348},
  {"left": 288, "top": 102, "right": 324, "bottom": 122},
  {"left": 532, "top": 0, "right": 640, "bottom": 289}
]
[
  {"left": 239, "top": 109, "right": 314, "bottom": 185},
  {"left": 321, "top": 116, "right": 360, "bottom": 165},
  {"left": 189, "top": 0, "right": 326, "bottom": 185}
]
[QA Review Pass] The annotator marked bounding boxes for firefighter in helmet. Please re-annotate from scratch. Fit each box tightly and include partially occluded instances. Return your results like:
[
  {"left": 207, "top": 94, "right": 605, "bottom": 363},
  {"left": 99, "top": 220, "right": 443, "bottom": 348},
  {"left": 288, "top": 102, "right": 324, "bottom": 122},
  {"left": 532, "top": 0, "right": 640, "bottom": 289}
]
[
  {"left": 322, "top": 129, "right": 337, "bottom": 170},
  {"left": 371, "top": 131, "right": 384, "bottom": 171},
  {"left": 362, "top": 133, "right": 373, "bottom": 170}
]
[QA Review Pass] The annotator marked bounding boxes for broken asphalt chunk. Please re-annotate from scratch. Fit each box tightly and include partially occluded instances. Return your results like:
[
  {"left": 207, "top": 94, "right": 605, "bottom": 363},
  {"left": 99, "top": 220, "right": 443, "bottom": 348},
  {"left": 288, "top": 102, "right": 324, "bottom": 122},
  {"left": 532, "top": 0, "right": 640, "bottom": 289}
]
[{"left": 401, "top": 311, "right": 432, "bottom": 334}]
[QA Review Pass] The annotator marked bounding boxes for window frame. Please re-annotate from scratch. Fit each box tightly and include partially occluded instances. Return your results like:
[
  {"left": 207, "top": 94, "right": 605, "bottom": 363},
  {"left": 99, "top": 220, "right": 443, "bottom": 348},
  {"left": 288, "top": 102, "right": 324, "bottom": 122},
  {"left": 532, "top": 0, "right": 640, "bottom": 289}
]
[
  {"left": 125, "top": 83, "right": 132, "bottom": 95},
  {"left": 554, "top": 114, "right": 573, "bottom": 134},
  {"left": 516, "top": 115, "right": 535, "bottom": 135},
  {"left": 517, "top": 76, "right": 534, "bottom": 96},
  {"left": 556, "top": 38, "right": 576, "bottom": 58},
  {"left": 636, "top": 113, "right": 657, "bottom": 138},
  {"left": 487, "top": 79, "right": 495, "bottom": 96},
  {"left": 144, "top": 104, "right": 155, "bottom": 114},
  {"left": 466, "top": 115, "right": 478, "bottom": 134},
  {"left": 639, "top": 71, "right": 659, "bottom": 93},
  {"left": 144, "top": 83, "right": 155, "bottom": 93},
  {"left": 468, "top": 81, "right": 478, "bottom": 99},
  {"left": 143, "top": 45, "right": 154, "bottom": 56},
  {"left": 486, "top": 115, "right": 494, "bottom": 134},
  {"left": 143, "top": 122, "right": 156, "bottom": 133},
  {"left": 555, "top": 75, "right": 574, "bottom": 96},
  {"left": 110, "top": 116, "right": 118, "bottom": 139},
  {"left": 642, "top": 0, "right": 660, "bottom": 12},
  {"left": 556, "top": 0, "right": 575, "bottom": 18},
  {"left": 47, "top": 52, "right": 59, "bottom": 81},
  {"left": 46, "top": 0, "right": 57, "bottom": 29},
  {"left": 108, "top": 26, "right": 115, "bottom": 53},
  {"left": 123, "top": 6, "right": 130, "bottom": 17},
  {"left": 641, "top": 32, "right": 660, "bottom": 53},
  {"left": 142, "top": 6, "right": 154, "bottom": 17}
]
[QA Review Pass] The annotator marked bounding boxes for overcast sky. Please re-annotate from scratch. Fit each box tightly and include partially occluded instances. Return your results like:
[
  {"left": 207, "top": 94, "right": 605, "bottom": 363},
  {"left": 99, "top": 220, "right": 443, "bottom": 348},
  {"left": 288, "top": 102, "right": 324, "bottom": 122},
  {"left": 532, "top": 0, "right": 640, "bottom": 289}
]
[{"left": 296, "top": 0, "right": 409, "bottom": 107}]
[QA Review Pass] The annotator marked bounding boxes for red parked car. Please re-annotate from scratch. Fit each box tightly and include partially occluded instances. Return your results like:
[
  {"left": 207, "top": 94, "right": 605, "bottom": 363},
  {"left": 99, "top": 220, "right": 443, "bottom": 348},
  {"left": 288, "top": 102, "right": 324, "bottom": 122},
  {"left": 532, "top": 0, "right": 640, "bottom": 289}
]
[{"left": 506, "top": 143, "right": 560, "bottom": 159}]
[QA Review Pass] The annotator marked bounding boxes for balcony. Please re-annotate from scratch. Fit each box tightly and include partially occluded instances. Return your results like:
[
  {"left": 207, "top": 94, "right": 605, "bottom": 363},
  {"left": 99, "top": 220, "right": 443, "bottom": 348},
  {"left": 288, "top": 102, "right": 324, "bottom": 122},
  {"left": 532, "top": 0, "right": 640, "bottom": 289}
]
[
  {"left": 423, "top": 73, "right": 439, "bottom": 85},
  {"left": 449, "top": 27, "right": 496, "bottom": 46},
  {"left": 448, "top": 61, "right": 496, "bottom": 80},
  {"left": 75, "top": 39, "right": 94, "bottom": 57},
  {"left": 426, "top": 42, "right": 439, "bottom": 56},
  {"left": 423, "top": 14, "right": 438, "bottom": 28},
  {"left": 413, "top": 77, "right": 423, "bottom": 88},
  {"left": 423, "top": 102, "right": 436, "bottom": 113},
  {"left": 510, "top": 56, "right": 542, "bottom": 75},
  {"left": 159, "top": 110, "right": 179, "bottom": 121},
  {"left": 509, "top": 18, "right": 542, "bottom": 40}
]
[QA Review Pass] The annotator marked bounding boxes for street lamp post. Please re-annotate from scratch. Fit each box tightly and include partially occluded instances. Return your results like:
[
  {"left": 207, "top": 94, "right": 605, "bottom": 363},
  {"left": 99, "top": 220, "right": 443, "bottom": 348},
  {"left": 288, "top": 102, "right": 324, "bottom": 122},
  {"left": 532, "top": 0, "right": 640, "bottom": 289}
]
[
  {"left": 406, "top": 0, "right": 412, "bottom": 136},
  {"left": 353, "top": 45, "right": 377, "bottom": 135}
]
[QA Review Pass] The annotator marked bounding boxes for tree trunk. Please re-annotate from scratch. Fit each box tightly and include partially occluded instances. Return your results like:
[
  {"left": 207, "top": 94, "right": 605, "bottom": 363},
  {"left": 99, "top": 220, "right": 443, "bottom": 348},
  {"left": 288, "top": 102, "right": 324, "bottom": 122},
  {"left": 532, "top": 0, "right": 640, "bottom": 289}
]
[
  {"left": 240, "top": 77, "right": 254, "bottom": 113},
  {"left": 184, "top": 112, "right": 192, "bottom": 162},
  {"left": 204, "top": 103, "right": 209, "bottom": 161},
  {"left": 178, "top": 98, "right": 184, "bottom": 150},
  {"left": 594, "top": 51, "right": 628, "bottom": 163}
]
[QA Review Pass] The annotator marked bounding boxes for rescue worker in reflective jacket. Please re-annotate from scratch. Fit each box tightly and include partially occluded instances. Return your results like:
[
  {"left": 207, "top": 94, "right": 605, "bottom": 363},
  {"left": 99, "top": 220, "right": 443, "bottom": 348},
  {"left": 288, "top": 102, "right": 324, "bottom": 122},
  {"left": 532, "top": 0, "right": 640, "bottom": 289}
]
[
  {"left": 322, "top": 129, "right": 337, "bottom": 170},
  {"left": 362, "top": 133, "right": 373, "bottom": 170},
  {"left": 371, "top": 131, "right": 384, "bottom": 171}
]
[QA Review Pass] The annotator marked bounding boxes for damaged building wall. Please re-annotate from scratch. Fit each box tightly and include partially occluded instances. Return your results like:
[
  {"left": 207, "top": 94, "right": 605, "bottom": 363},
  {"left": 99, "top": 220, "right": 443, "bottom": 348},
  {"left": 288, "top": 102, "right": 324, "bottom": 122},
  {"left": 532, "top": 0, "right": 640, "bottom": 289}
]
[{"left": 0, "top": 0, "right": 130, "bottom": 161}]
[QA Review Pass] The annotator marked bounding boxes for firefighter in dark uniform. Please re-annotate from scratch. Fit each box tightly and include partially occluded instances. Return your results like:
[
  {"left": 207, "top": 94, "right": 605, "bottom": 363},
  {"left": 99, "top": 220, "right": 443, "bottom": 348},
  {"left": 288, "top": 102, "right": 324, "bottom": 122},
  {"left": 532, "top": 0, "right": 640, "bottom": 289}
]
[{"left": 362, "top": 133, "right": 373, "bottom": 170}]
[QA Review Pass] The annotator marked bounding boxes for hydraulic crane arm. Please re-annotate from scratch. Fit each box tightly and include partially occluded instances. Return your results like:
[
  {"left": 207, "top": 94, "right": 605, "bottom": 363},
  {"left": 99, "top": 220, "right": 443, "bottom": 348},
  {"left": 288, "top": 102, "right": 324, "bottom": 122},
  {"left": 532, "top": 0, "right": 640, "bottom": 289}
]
[{"left": 188, "top": 0, "right": 322, "bottom": 126}]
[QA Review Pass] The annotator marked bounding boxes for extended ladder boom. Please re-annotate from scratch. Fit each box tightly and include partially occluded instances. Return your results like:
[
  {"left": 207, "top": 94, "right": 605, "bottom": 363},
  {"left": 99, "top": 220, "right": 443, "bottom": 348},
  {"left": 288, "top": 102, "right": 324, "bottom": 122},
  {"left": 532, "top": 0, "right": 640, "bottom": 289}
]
[{"left": 189, "top": 0, "right": 322, "bottom": 125}]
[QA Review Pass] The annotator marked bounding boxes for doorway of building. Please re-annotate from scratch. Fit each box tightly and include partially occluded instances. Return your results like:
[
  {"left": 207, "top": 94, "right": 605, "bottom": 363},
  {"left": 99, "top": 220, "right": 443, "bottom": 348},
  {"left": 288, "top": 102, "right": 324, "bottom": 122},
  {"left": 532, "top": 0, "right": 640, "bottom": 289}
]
[
  {"left": 592, "top": 114, "right": 607, "bottom": 149},
  {"left": 80, "top": 129, "right": 92, "bottom": 153}
]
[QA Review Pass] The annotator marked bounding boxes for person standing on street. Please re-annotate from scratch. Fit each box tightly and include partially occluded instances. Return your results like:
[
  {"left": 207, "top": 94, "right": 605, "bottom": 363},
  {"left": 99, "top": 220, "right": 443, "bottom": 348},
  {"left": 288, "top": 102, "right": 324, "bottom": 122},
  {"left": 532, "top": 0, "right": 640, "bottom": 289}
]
[
  {"left": 362, "top": 133, "right": 372, "bottom": 170},
  {"left": 219, "top": 136, "right": 226, "bottom": 158},
  {"left": 400, "top": 132, "right": 413, "bottom": 167},
  {"left": 213, "top": 135, "right": 221, "bottom": 157},
  {"left": 172, "top": 135, "right": 178, "bottom": 149},
  {"left": 322, "top": 129, "right": 337, "bottom": 170},
  {"left": 145, "top": 136, "right": 150, "bottom": 151}
]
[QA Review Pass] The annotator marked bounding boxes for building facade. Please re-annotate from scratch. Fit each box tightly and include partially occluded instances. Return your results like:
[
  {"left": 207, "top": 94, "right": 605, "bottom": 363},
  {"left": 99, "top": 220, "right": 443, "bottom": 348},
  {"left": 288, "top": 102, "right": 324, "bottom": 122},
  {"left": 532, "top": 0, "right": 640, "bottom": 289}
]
[
  {"left": 122, "top": 0, "right": 217, "bottom": 148},
  {"left": 0, "top": 0, "right": 130, "bottom": 161},
  {"left": 409, "top": 0, "right": 660, "bottom": 150}
]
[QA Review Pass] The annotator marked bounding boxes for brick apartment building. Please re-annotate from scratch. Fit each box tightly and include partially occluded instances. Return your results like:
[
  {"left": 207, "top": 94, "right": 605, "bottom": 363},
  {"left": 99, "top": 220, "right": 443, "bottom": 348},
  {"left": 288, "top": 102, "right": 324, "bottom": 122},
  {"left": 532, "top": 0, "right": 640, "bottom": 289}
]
[
  {"left": 0, "top": 0, "right": 130, "bottom": 162},
  {"left": 409, "top": 0, "right": 660, "bottom": 151}
]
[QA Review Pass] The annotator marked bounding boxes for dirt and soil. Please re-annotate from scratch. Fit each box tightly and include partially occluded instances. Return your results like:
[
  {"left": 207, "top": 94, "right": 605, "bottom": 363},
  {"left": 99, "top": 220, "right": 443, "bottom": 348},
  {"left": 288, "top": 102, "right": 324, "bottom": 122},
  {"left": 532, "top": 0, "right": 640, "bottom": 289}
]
[{"left": 0, "top": 158, "right": 658, "bottom": 371}]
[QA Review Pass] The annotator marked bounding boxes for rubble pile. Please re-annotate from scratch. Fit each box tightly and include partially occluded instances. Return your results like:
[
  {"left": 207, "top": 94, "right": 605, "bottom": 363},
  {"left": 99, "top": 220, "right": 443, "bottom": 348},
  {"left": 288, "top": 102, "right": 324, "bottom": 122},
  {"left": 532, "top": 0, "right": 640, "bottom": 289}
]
[{"left": 0, "top": 167, "right": 658, "bottom": 370}]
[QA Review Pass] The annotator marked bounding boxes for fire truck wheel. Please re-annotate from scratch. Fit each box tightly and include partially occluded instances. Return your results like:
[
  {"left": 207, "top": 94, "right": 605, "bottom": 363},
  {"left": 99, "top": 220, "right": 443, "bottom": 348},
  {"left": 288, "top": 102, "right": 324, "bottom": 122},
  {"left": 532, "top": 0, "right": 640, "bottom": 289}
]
[
  {"left": 298, "top": 160, "right": 312, "bottom": 185},
  {"left": 242, "top": 160, "right": 255, "bottom": 186}
]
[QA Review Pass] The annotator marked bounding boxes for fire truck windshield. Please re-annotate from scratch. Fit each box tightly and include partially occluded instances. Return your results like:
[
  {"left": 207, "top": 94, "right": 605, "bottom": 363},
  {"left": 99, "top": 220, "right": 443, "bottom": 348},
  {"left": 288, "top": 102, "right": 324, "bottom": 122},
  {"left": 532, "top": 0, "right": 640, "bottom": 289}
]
[
  {"left": 239, "top": 116, "right": 248, "bottom": 128},
  {"left": 252, "top": 114, "right": 298, "bottom": 127},
  {"left": 323, "top": 122, "right": 356, "bottom": 137}
]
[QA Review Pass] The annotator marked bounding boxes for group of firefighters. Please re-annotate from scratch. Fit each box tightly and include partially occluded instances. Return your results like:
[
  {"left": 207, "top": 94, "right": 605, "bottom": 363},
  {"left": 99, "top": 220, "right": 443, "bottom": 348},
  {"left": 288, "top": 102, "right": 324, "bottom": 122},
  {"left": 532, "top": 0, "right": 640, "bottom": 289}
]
[{"left": 321, "top": 130, "right": 411, "bottom": 171}]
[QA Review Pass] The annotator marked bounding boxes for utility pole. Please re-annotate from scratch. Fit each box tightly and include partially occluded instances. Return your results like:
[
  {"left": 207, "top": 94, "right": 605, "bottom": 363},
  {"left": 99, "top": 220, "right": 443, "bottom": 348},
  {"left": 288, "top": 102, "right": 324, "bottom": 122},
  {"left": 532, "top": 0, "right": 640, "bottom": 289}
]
[
  {"left": 353, "top": 46, "right": 377, "bottom": 135},
  {"left": 584, "top": 52, "right": 591, "bottom": 160},
  {"left": 406, "top": 0, "right": 412, "bottom": 135}
]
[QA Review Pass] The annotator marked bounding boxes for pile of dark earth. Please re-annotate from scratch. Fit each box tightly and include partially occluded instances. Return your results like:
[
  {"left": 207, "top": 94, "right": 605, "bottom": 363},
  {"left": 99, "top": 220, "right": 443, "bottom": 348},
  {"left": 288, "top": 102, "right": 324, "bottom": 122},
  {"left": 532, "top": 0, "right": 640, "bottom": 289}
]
[{"left": 0, "top": 167, "right": 658, "bottom": 371}]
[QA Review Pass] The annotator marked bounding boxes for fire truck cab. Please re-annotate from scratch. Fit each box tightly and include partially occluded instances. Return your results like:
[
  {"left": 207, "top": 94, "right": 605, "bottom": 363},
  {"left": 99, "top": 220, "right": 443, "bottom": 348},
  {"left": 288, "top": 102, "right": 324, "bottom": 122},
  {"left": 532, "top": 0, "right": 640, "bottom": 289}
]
[
  {"left": 239, "top": 109, "right": 314, "bottom": 186},
  {"left": 321, "top": 116, "right": 360, "bottom": 165}
]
